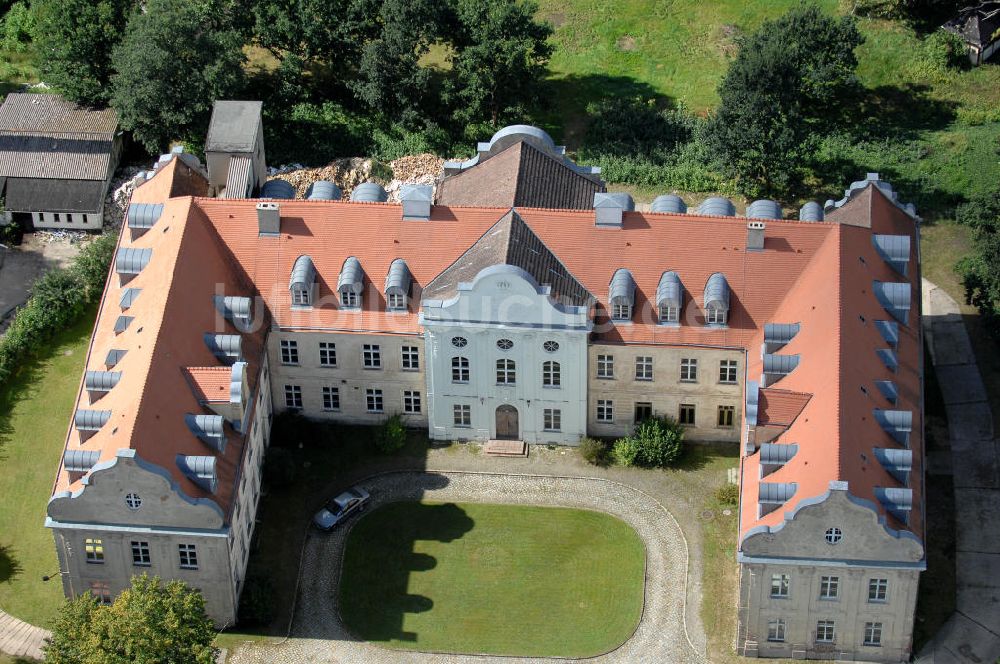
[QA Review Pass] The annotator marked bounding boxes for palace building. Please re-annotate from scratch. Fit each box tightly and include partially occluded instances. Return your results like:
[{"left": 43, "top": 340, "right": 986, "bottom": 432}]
[{"left": 46, "top": 115, "right": 923, "bottom": 662}]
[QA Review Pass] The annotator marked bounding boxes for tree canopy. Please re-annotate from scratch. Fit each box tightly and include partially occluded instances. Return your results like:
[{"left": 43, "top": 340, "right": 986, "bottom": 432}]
[
  {"left": 110, "top": 0, "right": 245, "bottom": 152},
  {"left": 957, "top": 188, "right": 1000, "bottom": 337},
  {"left": 43, "top": 575, "right": 218, "bottom": 664}
]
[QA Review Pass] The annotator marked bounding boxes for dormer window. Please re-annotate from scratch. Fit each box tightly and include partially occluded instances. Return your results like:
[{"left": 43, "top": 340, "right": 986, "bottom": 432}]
[
  {"left": 659, "top": 305, "right": 677, "bottom": 323},
  {"left": 387, "top": 293, "right": 405, "bottom": 310},
  {"left": 656, "top": 271, "right": 682, "bottom": 324},
  {"left": 609, "top": 268, "right": 636, "bottom": 323},
  {"left": 385, "top": 259, "right": 412, "bottom": 312},
  {"left": 706, "top": 306, "right": 727, "bottom": 325},
  {"left": 338, "top": 256, "right": 364, "bottom": 309},
  {"left": 612, "top": 303, "right": 632, "bottom": 320},
  {"left": 292, "top": 288, "right": 310, "bottom": 306},
  {"left": 704, "top": 273, "right": 731, "bottom": 327},
  {"left": 289, "top": 255, "right": 316, "bottom": 308},
  {"left": 340, "top": 289, "right": 358, "bottom": 308}
]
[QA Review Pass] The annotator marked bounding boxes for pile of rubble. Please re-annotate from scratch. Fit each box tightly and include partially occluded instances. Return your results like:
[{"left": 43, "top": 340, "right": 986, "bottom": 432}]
[
  {"left": 33, "top": 229, "right": 90, "bottom": 244},
  {"left": 385, "top": 154, "right": 444, "bottom": 200},
  {"left": 266, "top": 154, "right": 445, "bottom": 202},
  {"left": 104, "top": 166, "right": 144, "bottom": 228}
]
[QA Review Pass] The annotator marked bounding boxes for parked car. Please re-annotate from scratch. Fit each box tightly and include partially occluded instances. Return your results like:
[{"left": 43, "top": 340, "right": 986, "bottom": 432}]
[{"left": 312, "top": 486, "right": 371, "bottom": 531}]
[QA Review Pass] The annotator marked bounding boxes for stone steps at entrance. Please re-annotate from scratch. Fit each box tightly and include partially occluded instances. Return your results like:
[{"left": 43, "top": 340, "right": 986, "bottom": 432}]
[{"left": 484, "top": 440, "right": 528, "bottom": 457}]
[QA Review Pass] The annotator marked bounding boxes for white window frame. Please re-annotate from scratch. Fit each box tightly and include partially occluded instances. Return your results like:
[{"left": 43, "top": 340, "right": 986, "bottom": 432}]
[
  {"left": 680, "top": 358, "right": 698, "bottom": 382},
  {"left": 387, "top": 292, "right": 406, "bottom": 311},
  {"left": 542, "top": 361, "right": 560, "bottom": 387},
  {"left": 401, "top": 345, "right": 419, "bottom": 370},
  {"left": 363, "top": 344, "right": 381, "bottom": 369},
  {"left": 340, "top": 289, "right": 359, "bottom": 309},
  {"left": 178, "top": 543, "right": 198, "bottom": 570},
  {"left": 496, "top": 358, "right": 516, "bottom": 385},
  {"left": 611, "top": 303, "right": 632, "bottom": 321},
  {"left": 292, "top": 287, "right": 310, "bottom": 307},
  {"left": 454, "top": 404, "right": 471, "bottom": 427},
  {"left": 816, "top": 620, "right": 835, "bottom": 643},
  {"left": 597, "top": 399, "right": 613, "bottom": 423},
  {"left": 767, "top": 618, "right": 786, "bottom": 642},
  {"left": 635, "top": 356, "right": 653, "bottom": 381},
  {"left": 319, "top": 341, "right": 337, "bottom": 367},
  {"left": 284, "top": 384, "right": 302, "bottom": 409},
  {"left": 706, "top": 305, "right": 727, "bottom": 325},
  {"left": 322, "top": 386, "right": 340, "bottom": 411},
  {"left": 597, "top": 354, "right": 614, "bottom": 379},
  {"left": 868, "top": 578, "right": 888, "bottom": 602},
  {"left": 403, "top": 390, "right": 421, "bottom": 414},
  {"left": 658, "top": 304, "right": 678, "bottom": 323},
  {"left": 820, "top": 576, "right": 840, "bottom": 600},
  {"left": 366, "top": 388, "right": 384, "bottom": 413},
  {"left": 720, "top": 359, "right": 738, "bottom": 383},
  {"left": 863, "top": 622, "right": 883, "bottom": 647},
  {"left": 770, "top": 574, "right": 790, "bottom": 598},
  {"left": 452, "top": 356, "right": 470, "bottom": 383},
  {"left": 543, "top": 408, "right": 561, "bottom": 431},
  {"left": 280, "top": 339, "right": 299, "bottom": 365}
]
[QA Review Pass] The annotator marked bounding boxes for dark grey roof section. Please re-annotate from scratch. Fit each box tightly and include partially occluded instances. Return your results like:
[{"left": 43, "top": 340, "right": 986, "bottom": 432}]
[
  {"left": 214, "top": 295, "right": 252, "bottom": 331},
  {"left": 651, "top": 194, "right": 687, "bottom": 214},
  {"left": 115, "top": 247, "right": 152, "bottom": 276},
  {"left": 127, "top": 203, "right": 164, "bottom": 231},
  {"left": 63, "top": 449, "right": 101, "bottom": 473},
  {"left": 2, "top": 177, "right": 108, "bottom": 214},
  {"left": 874, "top": 281, "right": 911, "bottom": 325},
  {"left": 119, "top": 288, "right": 141, "bottom": 310},
  {"left": 697, "top": 197, "right": 736, "bottom": 217},
  {"left": 175, "top": 455, "right": 218, "bottom": 493},
  {"left": 422, "top": 210, "right": 593, "bottom": 307},
  {"left": 114, "top": 315, "right": 133, "bottom": 334},
  {"left": 337, "top": 256, "right": 363, "bottom": 294},
  {"left": 764, "top": 323, "right": 800, "bottom": 353},
  {"left": 261, "top": 179, "right": 295, "bottom": 200},
  {"left": 746, "top": 199, "right": 782, "bottom": 220},
  {"left": 875, "top": 320, "right": 899, "bottom": 348},
  {"left": 85, "top": 370, "right": 121, "bottom": 392},
  {"left": 874, "top": 486, "right": 913, "bottom": 523},
  {"left": 609, "top": 268, "right": 636, "bottom": 307},
  {"left": 290, "top": 255, "right": 317, "bottom": 291},
  {"left": 745, "top": 381, "right": 760, "bottom": 427},
  {"left": 204, "top": 333, "right": 242, "bottom": 365},
  {"left": 874, "top": 447, "right": 912, "bottom": 484},
  {"left": 799, "top": 201, "right": 824, "bottom": 222},
  {"left": 873, "top": 235, "right": 911, "bottom": 276},
  {"left": 105, "top": 348, "right": 127, "bottom": 368},
  {"left": 825, "top": 173, "right": 919, "bottom": 219},
  {"left": 942, "top": 2, "right": 1000, "bottom": 50},
  {"left": 306, "top": 181, "right": 341, "bottom": 201},
  {"left": 184, "top": 414, "right": 227, "bottom": 453},
  {"left": 401, "top": 184, "right": 433, "bottom": 220},
  {"left": 875, "top": 379, "right": 898, "bottom": 404},
  {"left": 704, "top": 272, "right": 730, "bottom": 310},
  {"left": 205, "top": 100, "right": 262, "bottom": 153},
  {"left": 759, "top": 482, "right": 797, "bottom": 515},
  {"left": 656, "top": 271, "right": 682, "bottom": 309},
  {"left": 385, "top": 259, "right": 412, "bottom": 297},
  {"left": 875, "top": 409, "right": 913, "bottom": 446},
  {"left": 351, "top": 182, "right": 388, "bottom": 203},
  {"left": 75, "top": 409, "right": 111, "bottom": 431},
  {"left": 877, "top": 348, "right": 898, "bottom": 373}
]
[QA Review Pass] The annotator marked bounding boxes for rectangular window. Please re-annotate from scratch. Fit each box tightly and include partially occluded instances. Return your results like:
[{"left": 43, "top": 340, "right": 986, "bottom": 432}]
[
  {"left": 770, "top": 574, "right": 790, "bottom": 598},
  {"left": 634, "top": 402, "right": 653, "bottom": 423},
  {"left": 863, "top": 622, "right": 883, "bottom": 647},
  {"left": 85, "top": 538, "right": 104, "bottom": 564},
  {"left": 679, "top": 404, "right": 696, "bottom": 426},
  {"left": 319, "top": 341, "right": 337, "bottom": 367},
  {"left": 322, "top": 386, "right": 340, "bottom": 411},
  {"left": 387, "top": 292, "right": 406, "bottom": 311},
  {"left": 611, "top": 303, "right": 632, "bottom": 321},
  {"left": 635, "top": 356, "right": 653, "bottom": 381},
  {"left": 452, "top": 356, "right": 470, "bottom": 383},
  {"left": 659, "top": 304, "right": 678, "bottom": 323},
  {"left": 401, "top": 346, "right": 419, "bottom": 370},
  {"left": 597, "top": 399, "right": 613, "bottom": 423},
  {"left": 680, "top": 358, "right": 698, "bottom": 382},
  {"left": 280, "top": 339, "right": 299, "bottom": 365},
  {"left": 178, "top": 543, "right": 198, "bottom": 570},
  {"left": 454, "top": 404, "right": 471, "bottom": 427},
  {"left": 284, "top": 384, "right": 302, "bottom": 410},
  {"left": 868, "top": 578, "right": 888, "bottom": 602},
  {"left": 543, "top": 408, "right": 561, "bottom": 431},
  {"left": 707, "top": 307, "right": 727, "bottom": 325},
  {"left": 720, "top": 359, "right": 738, "bottom": 383},
  {"left": 292, "top": 288, "right": 310, "bottom": 306},
  {"left": 767, "top": 618, "right": 786, "bottom": 643},
  {"left": 816, "top": 620, "right": 836, "bottom": 643},
  {"left": 363, "top": 344, "right": 381, "bottom": 369},
  {"left": 597, "top": 354, "right": 614, "bottom": 379},
  {"left": 131, "top": 540, "right": 151, "bottom": 567},
  {"left": 340, "top": 290, "right": 358, "bottom": 308},
  {"left": 496, "top": 359, "right": 516, "bottom": 385},
  {"left": 820, "top": 576, "right": 839, "bottom": 600},
  {"left": 717, "top": 405, "right": 735, "bottom": 427},
  {"left": 403, "top": 390, "right": 421, "bottom": 414},
  {"left": 366, "top": 388, "right": 384, "bottom": 413},
  {"left": 542, "top": 361, "right": 560, "bottom": 387},
  {"left": 88, "top": 581, "right": 112, "bottom": 605}
]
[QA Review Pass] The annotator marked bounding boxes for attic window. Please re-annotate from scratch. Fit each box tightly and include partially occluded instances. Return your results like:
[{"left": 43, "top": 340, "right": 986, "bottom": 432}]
[
  {"left": 289, "top": 255, "right": 317, "bottom": 308},
  {"left": 609, "top": 268, "right": 636, "bottom": 322},
  {"left": 385, "top": 258, "right": 412, "bottom": 312},
  {"left": 656, "top": 271, "right": 682, "bottom": 324},
  {"left": 704, "top": 273, "right": 731, "bottom": 327},
  {"left": 337, "top": 256, "right": 364, "bottom": 309}
]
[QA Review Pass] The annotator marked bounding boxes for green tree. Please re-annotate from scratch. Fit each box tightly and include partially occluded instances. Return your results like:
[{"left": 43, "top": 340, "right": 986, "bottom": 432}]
[
  {"left": 32, "top": 0, "right": 134, "bottom": 105},
  {"left": 251, "top": 0, "right": 379, "bottom": 67},
  {"left": 110, "top": 0, "right": 245, "bottom": 153},
  {"left": 446, "top": 0, "right": 552, "bottom": 126},
  {"left": 631, "top": 416, "right": 685, "bottom": 468},
  {"left": 703, "top": 4, "right": 864, "bottom": 195},
  {"left": 956, "top": 188, "right": 1000, "bottom": 337},
  {"left": 44, "top": 575, "right": 218, "bottom": 664}
]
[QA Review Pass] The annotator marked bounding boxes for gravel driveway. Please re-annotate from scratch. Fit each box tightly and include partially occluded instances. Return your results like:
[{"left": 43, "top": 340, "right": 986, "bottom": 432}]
[{"left": 229, "top": 470, "right": 705, "bottom": 664}]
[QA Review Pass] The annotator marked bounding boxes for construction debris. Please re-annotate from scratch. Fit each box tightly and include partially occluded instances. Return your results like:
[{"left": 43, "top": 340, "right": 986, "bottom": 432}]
[{"left": 266, "top": 154, "right": 445, "bottom": 202}]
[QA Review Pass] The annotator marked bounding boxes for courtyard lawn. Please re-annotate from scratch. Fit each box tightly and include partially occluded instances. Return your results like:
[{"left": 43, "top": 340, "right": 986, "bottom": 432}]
[
  {"left": 0, "top": 307, "right": 97, "bottom": 628},
  {"left": 339, "top": 501, "right": 645, "bottom": 658}
]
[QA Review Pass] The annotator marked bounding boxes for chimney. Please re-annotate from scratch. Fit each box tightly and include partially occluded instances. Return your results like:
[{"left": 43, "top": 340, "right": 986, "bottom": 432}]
[
  {"left": 400, "top": 184, "right": 433, "bottom": 220},
  {"left": 256, "top": 202, "right": 280, "bottom": 235},
  {"left": 747, "top": 221, "right": 765, "bottom": 251},
  {"left": 594, "top": 192, "right": 635, "bottom": 227}
]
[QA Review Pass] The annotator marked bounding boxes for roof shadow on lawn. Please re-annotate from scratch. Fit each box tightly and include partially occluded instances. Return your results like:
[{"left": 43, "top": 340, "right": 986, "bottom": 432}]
[{"left": 336, "top": 499, "right": 475, "bottom": 644}]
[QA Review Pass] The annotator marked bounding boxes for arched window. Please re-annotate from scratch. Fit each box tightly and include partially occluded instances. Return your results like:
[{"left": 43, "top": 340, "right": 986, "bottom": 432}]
[
  {"left": 496, "top": 359, "right": 516, "bottom": 385},
  {"left": 542, "top": 361, "right": 560, "bottom": 387},
  {"left": 452, "top": 356, "right": 469, "bottom": 383}
]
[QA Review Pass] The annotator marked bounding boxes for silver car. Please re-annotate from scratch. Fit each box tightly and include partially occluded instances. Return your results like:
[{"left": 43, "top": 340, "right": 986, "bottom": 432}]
[{"left": 312, "top": 486, "right": 371, "bottom": 531}]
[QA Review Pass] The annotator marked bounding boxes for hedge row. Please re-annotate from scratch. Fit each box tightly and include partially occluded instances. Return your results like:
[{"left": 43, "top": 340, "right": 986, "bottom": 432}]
[{"left": 0, "top": 232, "right": 117, "bottom": 387}]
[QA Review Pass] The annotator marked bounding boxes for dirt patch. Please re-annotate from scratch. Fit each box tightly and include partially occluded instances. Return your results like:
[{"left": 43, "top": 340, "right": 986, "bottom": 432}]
[
  {"left": 719, "top": 24, "right": 743, "bottom": 57},
  {"left": 617, "top": 35, "right": 638, "bottom": 52},
  {"left": 543, "top": 11, "right": 566, "bottom": 28}
]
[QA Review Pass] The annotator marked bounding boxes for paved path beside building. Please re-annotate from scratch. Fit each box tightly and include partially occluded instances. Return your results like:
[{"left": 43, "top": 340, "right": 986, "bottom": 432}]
[
  {"left": 916, "top": 279, "right": 1000, "bottom": 664},
  {"left": 0, "top": 609, "right": 49, "bottom": 661},
  {"left": 229, "top": 471, "right": 705, "bottom": 664}
]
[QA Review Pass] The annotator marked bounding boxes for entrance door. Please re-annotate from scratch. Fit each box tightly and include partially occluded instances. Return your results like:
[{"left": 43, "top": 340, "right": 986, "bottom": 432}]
[
  {"left": 495, "top": 405, "right": 519, "bottom": 440},
  {"left": 634, "top": 402, "right": 653, "bottom": 424}
]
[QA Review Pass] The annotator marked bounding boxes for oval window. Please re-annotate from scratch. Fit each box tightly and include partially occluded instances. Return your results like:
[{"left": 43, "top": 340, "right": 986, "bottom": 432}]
[
  {"left": 496, "top": 338, "right": 514, "bottom": 350},
  {"left": 125, "top": 493, "right": 142, "bottom": 511},
  {"left": 824, "top": 527, "right": 843, "bottom": 544},
  {"left": 451, "top": 336, "right": 468, "bottom": 348},
  {"left": 543, "top": 340, "right": 559, "bottom": 352}
]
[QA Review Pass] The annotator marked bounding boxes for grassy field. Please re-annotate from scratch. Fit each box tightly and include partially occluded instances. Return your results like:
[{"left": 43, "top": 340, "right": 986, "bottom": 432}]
[
  {"left": 0, "top": 307, "right": 96, "bottom": 629},
  {"left": 339, "top": 501, "right": 645, "bottom": 658}
]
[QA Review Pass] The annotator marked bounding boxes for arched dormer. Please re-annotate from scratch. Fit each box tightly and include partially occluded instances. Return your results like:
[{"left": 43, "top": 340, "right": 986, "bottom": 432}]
[
  {"left": 337, "top": 257, "right": 364, "bottom": 309},
  {"left": 385, "top": 259, "right": 412, "bottom": 311},
  {"left": 609, "top": 268, "right": 636, "bottom": 322},
  {"left": 704, "top": 272, "right": 730, "bottom": 326},
  {"left": 289, "top": 255, "right": 316, "bottom": 307}
]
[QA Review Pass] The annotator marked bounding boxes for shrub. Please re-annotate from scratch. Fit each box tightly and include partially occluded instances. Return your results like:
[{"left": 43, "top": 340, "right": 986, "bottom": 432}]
[
  {"left": 611, "top": 437, "right": 640, "bottom": 467},
  {"left": 578, "top": 437, "right": 606, "bottom": 465},
  {"left": 263, "top": 447, "right": 296, "bottom": 488},
  {"left": 237, "top": 573, "right": 275, "bottom": 626},
  {"left": 631, "top": 416, "right": 685, "bottom": 467},
  {"left": 715, "top": 482, "right": 739, "bottom": 506},
  {"left": 1, "top": 2, "right": 35, "bottom": 52},
  {"left": 375, "top": 413, "right": 406, "bottom": 454}
]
